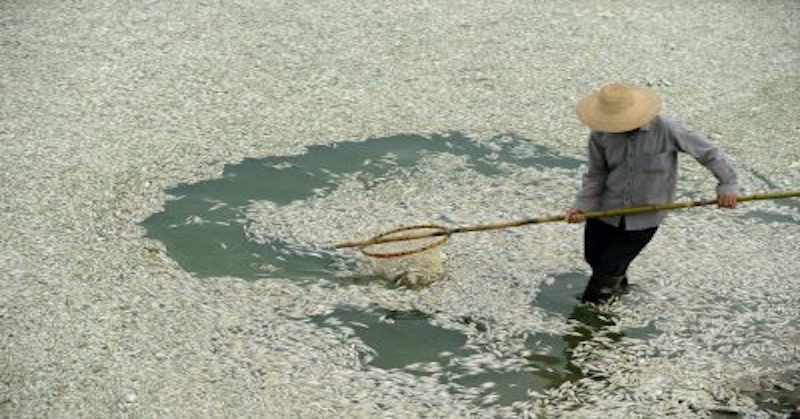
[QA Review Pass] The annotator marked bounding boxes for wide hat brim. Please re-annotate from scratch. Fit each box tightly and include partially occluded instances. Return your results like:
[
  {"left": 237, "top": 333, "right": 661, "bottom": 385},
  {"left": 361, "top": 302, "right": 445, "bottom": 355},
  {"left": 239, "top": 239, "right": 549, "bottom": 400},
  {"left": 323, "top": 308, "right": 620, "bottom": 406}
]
[{"left": 576, "top": 84, "right": 662, "bottom": 133}]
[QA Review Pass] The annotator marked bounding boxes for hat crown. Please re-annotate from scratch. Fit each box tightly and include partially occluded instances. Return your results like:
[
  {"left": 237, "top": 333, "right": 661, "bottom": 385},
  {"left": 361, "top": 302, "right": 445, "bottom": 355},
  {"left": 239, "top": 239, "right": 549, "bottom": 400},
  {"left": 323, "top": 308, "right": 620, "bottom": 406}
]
[
  {"left": 576, "top": 82, "right": 661, "bottom": 133},
  {"left": 597, "top": 84, "right": 634, "bottom": 115}
]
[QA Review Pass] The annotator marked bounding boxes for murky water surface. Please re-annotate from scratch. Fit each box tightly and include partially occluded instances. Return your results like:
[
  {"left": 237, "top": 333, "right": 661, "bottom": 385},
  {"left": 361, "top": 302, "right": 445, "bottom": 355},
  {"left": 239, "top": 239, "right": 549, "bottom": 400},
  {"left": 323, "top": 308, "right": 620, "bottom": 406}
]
[{"left": 143, "top": 133, "right": 798, "bottom": 413}]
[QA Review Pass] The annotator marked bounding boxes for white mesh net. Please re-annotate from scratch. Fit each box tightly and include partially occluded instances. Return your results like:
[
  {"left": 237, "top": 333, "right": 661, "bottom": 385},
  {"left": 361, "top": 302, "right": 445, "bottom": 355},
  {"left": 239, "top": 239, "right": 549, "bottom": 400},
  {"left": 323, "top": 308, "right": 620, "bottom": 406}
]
[
  {"left": 370, "top": 247, "right": 445, "bottom": 287},
  {"left": 361, "top": 226, "right": 448, "bottom": 287}
]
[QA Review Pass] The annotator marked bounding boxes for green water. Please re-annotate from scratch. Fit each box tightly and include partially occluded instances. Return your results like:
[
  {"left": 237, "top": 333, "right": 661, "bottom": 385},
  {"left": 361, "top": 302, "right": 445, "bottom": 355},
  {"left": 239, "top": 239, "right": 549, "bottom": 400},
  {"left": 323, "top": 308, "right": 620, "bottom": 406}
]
[
  {"left": 140, "top": 132, "right": 792, "bottom": 408},
  {"left": 311, "top": 272, "right": 659, "bottom": 406},
  {"left": 142, "top": 133, "right": 795, "bottom": 282},
  {"left": 142, "top": 133, "right": 599, "bottom": 404},
  {"left": 142, "top": 133, "right": 582, "bottom": 281}
]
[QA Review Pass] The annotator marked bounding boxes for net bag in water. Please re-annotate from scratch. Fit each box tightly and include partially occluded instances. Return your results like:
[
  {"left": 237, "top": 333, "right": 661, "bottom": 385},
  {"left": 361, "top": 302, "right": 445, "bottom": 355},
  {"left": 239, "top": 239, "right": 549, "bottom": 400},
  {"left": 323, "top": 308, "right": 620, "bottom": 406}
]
[{"left": 361, "top": 225, "right": 448, "bottom": 287}]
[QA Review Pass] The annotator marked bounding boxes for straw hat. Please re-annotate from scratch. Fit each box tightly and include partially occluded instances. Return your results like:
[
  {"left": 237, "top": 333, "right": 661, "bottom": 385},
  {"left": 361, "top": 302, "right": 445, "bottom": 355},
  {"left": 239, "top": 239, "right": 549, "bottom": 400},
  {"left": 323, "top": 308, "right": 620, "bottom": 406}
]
[{"left": 576, "top": 83, "right": 662, "bottom": 133}]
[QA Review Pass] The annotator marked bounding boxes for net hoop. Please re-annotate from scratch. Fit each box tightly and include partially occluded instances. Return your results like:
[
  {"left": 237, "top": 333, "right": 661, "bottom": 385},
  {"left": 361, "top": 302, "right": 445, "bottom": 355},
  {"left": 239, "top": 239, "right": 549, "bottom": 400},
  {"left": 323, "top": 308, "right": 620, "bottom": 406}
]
[{"left": 360, "top": 224, "right": 449, "bottom": 259}]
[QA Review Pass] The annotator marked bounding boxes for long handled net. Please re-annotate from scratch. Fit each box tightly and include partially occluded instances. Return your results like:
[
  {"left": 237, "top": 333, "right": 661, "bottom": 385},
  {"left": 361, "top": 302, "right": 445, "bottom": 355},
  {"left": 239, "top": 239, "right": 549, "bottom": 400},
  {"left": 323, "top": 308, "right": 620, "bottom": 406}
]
[{"left": 335, "top": 191, "right": 800, "bottom": 284}]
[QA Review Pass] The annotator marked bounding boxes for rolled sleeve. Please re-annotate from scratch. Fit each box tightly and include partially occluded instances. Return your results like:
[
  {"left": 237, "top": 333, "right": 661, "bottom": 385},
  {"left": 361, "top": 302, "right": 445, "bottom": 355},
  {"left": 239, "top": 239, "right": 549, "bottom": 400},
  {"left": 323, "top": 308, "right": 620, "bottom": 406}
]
[
  {"left": 574, "top": 133, "right": 607, "bottom": 211},
  {"left": 666, "top": 117, "right": 738, "bottom": 195}
]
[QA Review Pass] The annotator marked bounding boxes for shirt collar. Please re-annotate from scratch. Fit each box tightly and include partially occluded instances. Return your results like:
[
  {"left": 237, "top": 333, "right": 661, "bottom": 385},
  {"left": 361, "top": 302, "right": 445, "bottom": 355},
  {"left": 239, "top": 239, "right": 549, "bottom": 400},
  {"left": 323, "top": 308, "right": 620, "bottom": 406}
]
[{"left": 595, "top": 118, "right": 655, "bottom": 135}]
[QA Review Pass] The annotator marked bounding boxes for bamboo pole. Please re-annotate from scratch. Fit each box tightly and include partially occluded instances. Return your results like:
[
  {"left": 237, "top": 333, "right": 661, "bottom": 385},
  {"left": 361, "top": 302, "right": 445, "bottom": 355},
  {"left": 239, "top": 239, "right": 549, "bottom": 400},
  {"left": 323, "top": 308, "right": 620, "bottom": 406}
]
[{"left": 334, "top": 190, "right": 800, "bottom": 249}]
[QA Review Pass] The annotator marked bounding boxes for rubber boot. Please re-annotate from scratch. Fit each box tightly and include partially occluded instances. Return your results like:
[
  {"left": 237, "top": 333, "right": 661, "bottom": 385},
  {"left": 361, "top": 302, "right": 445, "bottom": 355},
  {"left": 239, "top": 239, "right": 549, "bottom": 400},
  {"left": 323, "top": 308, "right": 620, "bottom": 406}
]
[{"left": 581, "top": 273, "right": 627, "bottom": 303}]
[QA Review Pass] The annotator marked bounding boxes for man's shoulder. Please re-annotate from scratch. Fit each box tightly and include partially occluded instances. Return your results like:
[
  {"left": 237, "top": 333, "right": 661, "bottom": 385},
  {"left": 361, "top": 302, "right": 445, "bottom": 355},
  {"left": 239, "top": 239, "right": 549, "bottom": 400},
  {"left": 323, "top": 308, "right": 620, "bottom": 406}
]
[{"left": 653, "top": 114, "right": 686, "bottom": 131}]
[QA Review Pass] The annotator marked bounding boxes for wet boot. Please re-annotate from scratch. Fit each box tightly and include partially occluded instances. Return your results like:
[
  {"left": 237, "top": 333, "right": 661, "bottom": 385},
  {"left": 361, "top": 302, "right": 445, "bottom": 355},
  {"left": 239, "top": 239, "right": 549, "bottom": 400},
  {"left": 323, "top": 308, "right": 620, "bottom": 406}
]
[{"left": 581, "top": 273, "right": 627, "bottom": 303}]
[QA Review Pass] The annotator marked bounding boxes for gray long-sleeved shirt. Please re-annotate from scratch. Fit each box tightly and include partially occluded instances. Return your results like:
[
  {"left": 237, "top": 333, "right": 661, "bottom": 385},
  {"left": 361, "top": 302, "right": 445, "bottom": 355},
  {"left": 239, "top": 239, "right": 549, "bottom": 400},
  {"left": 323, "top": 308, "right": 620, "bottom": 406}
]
[{"left": 574, "top": 115, "right": 738, "bottom": 230}]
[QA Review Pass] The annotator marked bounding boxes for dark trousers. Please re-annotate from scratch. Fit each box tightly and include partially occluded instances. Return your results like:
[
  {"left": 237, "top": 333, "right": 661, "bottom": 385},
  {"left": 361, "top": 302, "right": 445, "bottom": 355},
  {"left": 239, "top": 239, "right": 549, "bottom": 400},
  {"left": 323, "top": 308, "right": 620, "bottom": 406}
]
[{"left": 582, "top": 217, "right": 657, "bottom": 302}]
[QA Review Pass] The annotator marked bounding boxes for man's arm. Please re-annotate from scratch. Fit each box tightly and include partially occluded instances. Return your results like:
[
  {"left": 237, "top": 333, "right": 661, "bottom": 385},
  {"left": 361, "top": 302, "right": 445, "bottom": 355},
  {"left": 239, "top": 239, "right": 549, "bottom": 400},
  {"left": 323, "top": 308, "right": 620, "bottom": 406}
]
[
  {"left": 666, "top": 117, "right": 738, "bottom": 208},
  {"left": 568, "top": 133, "right": 608, "bottom": 222}
]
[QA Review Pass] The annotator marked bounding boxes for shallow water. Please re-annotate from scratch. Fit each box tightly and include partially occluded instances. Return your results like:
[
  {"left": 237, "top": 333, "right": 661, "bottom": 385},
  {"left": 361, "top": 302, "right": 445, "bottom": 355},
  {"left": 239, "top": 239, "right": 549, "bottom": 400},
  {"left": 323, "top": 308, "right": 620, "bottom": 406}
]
[
  {"left": 142, "top": 132, "right": 799, "bottom": 414},
  {"left": 142, "top": 133, "right": 607, "bottom": 405},
  {"left": 142, "top": 132, "right": 582, "bottom": 281},
  {"left": 307, "top": 273, "right": 660, "bottom": 407}
]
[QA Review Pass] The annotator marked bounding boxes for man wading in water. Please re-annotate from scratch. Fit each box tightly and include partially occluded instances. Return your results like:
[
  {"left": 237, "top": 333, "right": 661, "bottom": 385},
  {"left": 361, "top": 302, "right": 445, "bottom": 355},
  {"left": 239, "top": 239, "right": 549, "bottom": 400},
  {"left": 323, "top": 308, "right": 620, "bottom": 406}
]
[{"left": 566, "top": 83, "right": 738, "bottom": 303}]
